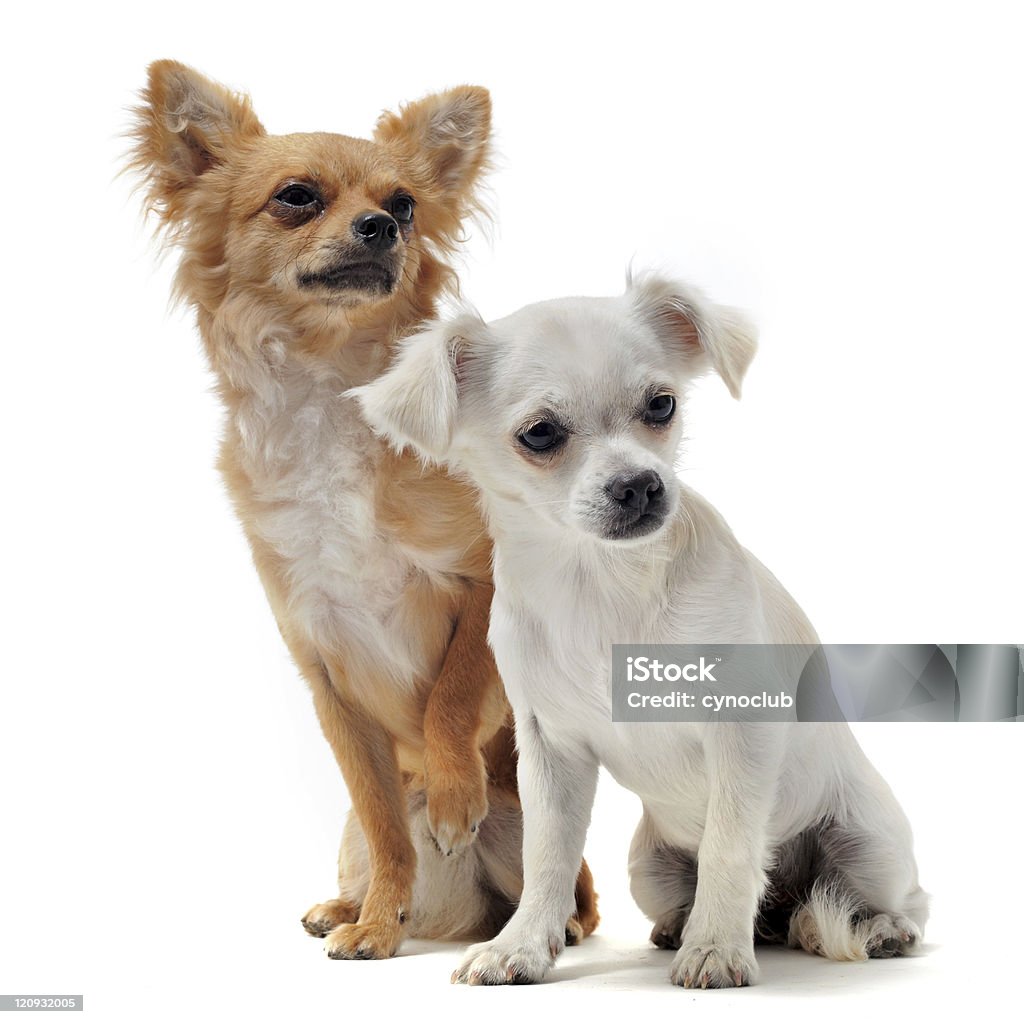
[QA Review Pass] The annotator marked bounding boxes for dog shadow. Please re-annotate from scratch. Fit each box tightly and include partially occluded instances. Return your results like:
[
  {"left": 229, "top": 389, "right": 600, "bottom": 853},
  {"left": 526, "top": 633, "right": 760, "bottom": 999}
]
[{"left": 389, "top": 935, "right": 939, "bottom": 993}]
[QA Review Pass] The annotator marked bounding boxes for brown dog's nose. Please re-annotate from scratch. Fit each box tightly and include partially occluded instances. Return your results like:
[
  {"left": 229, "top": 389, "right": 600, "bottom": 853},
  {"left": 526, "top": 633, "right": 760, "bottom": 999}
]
[
  {"left": 353, "top": 212, "right": 399, "bottom": 251},
  {"left": 607, "top": 470, "right": 663, "bottom": 515}
]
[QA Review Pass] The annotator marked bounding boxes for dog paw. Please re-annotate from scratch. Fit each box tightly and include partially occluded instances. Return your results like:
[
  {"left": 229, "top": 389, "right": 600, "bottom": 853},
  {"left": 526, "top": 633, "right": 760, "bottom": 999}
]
[
  {"left": 670, "top": 940, "right": 758, "bottom": 988},
  {"left": 564, "top": 908, "right": 601, "bottom": 946},
  {"left": 301, "top": 898, "right": 360, "bottom": 938},
  {"left": 564, "top": 916, "right": 586, "bottom": 946},
  {"left": 425, "top": 760, "right": 489, "bottom": 857},
  {"left": 451, "top": 934, "right": 560, "bottom": 986},
  {"left": 650, "top": 908, "right": 689, "bottom": 950},
  {"left": 863, "top": 913, "right": 921, "bottom": 958},
  {"left": 324, "top": 921, "right": 400, "bottom": 960}
]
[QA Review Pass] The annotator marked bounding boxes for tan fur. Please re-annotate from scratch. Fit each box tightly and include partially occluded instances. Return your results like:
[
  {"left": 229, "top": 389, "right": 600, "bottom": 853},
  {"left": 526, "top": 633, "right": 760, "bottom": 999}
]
[{"left": 127, "top": 61, "right": 597, "bottom": 957}]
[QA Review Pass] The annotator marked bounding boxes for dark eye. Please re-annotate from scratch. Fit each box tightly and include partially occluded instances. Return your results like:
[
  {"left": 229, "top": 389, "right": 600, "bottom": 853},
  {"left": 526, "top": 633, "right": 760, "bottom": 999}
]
[
  {"left": 645, "top": 394, "right": 676, "bottom": 424},
  {"left": 274, "top": 184, "right": 320, "bottom": 208},
  {"left": 517, "top": 421, "right": 564, "bottom": 452},
  {"left": 390, "top": 194, "right": 415, "bottom": 223}
]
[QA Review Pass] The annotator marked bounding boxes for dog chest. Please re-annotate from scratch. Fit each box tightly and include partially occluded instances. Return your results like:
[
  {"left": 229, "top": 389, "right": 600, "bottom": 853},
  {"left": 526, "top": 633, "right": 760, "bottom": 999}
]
[
  {"left": 492, "top": 591, "right": 703, "bottom": 759},
  {"left": 230, "top": 373, "right": 454, "bottom": 684}
]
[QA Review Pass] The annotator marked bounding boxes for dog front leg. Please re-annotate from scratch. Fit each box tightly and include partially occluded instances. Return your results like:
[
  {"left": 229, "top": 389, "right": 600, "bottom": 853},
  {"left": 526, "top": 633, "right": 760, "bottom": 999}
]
[
  {"left": 423, "top": 582, "right": 505, "bottom": 856},
  {"left": 452, "top": 714, "right": 598, "bottom": 985},
  {"left": 671, "top": 722, "right": 784, "bottom": 988},
  {"left": 309, "top": 671, "right": 415, "bottom": 960}
]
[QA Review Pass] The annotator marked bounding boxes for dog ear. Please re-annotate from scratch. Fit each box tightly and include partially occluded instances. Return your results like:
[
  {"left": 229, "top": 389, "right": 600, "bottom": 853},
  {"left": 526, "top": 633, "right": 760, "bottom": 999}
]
[
  {"left": 374, "top": 86, "right": 491, "bottom": 209},
  {"left": 352, "top": 314, "right": 483, "bottom": 461},
  {"left": 628, "top": 273, "right": 758, "bottom": 399},
  {"left": 127, "top": 60, "right": 265, "bottom": 223}
]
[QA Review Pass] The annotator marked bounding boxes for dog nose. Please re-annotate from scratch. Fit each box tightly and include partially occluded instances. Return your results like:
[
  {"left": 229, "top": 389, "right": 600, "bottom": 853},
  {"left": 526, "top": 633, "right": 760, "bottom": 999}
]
[
  {"left": 352, "top": 212, "right": 399, "bottom": 251},
  {"left": 607, "top": 470, "right": 663, "bottom": 514}
]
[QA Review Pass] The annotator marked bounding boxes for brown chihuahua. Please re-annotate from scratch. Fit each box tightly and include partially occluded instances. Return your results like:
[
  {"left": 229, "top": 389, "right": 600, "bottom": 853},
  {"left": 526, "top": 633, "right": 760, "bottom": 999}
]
[{"left": 127, "top": 61, "right": 597, "bottom": 959}]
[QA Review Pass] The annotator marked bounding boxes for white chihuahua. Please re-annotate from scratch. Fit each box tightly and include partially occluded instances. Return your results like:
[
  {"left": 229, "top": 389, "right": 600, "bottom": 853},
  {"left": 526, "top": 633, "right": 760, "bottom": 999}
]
[{"left": 355, "top": 273, "right": 928, "bottom": 987}]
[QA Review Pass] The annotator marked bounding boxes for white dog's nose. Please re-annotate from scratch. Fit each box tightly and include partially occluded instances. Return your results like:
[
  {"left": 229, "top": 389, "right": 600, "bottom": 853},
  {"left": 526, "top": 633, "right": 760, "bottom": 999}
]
[{"left": 607, "top": 470, "right": 663, "bottom": 514}]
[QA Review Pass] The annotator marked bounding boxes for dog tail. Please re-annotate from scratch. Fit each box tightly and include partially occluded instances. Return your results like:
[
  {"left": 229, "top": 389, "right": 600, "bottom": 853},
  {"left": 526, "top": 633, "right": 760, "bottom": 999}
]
[{"left": 787, "top": 879, "right": 871, "bottom": 961}]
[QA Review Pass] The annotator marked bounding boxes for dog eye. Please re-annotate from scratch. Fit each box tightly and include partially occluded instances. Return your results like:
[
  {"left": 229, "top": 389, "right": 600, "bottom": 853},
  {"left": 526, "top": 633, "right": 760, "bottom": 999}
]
[
  {"left": 274, "top": 184, "right": 320, "bottom": 208},
  {"left": 518, "top": 422, "right": 564, "bottom": 452},
  {"left": 390, "top": 194, "right": 415, "bottom": 223},
  {"left": 644, "top": 394, "right": 676, "bottom": 424}
]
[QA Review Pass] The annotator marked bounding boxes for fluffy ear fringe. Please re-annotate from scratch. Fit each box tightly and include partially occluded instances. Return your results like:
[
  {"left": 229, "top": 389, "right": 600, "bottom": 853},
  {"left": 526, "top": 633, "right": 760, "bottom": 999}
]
[
  {"left": 373, "top": 86, "right": 493, "bottom": 257},
  {"left": 352, "top": 313, "right": 484, "bottom": 462},
  {"left": 628, "top": 271, "right": 758, "bottom": 399},
  {"left": 374, "top": 85, "right": 492, "bottom": 196},
  {"left": 124, "top": 59, "right": 264, "bottom": 228}
]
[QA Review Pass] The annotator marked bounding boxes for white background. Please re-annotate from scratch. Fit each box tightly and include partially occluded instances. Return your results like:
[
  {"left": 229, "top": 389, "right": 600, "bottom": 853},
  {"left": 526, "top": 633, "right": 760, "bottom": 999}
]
[{"left": 1, "top": 2, "right": 1021, "bottom": 1022}]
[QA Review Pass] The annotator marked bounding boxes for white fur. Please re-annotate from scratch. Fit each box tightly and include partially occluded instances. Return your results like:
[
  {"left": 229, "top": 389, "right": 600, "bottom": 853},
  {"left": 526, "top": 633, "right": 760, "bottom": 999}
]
[
  {"left": 357, "top": 273, "right": 928, "bottom": 987},
  {"left": 215, "top": 315, "right": 459, "bottom": 691}
]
